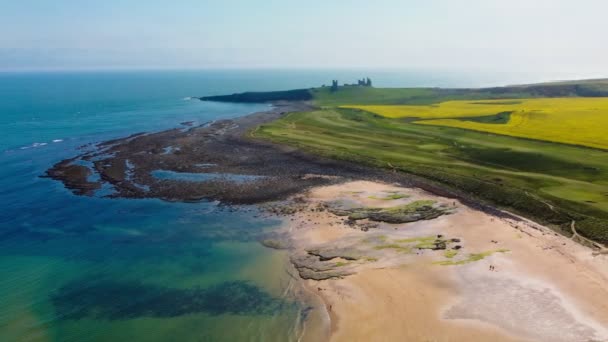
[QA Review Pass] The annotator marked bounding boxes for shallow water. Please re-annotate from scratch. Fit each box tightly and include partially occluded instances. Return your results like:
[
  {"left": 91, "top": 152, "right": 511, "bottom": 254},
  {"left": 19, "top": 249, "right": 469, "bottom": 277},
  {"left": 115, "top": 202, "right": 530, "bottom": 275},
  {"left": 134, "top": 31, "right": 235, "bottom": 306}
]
[
  {"left": 152, "top": 170, "right": 265, "bottom": 183},
  {"left": 0, "top": 71, "right": 304, "bottom": 341}
]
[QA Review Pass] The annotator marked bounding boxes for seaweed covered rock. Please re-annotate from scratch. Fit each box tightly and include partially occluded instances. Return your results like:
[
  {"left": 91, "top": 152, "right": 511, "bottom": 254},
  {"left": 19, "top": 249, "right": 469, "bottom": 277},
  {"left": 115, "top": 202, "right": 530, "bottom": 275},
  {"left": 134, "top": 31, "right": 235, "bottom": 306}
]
[
  {"left": 290, "top": 248, "right": 363, "bottom": 280},
  {"left": 329, "top": 200, "right": 452, "bottom": 224}
]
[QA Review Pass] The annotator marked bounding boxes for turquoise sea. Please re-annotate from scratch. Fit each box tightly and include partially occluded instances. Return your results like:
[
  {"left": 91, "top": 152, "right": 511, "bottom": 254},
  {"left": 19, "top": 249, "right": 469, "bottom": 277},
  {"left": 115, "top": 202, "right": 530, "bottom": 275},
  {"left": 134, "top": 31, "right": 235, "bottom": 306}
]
[{"left": 0, "top": 69, "right": 567, "bottom": 341}]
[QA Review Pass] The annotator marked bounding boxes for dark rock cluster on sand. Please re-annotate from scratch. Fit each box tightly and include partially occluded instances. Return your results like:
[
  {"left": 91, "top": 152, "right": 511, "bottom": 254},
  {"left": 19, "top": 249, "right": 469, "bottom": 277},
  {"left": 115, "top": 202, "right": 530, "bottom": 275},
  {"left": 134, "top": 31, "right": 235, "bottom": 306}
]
[
  {"left": 328, "top": 200, "right": 452, "bottom": 224},
  {"left": 290, "top": 249, "right": 360, "bottom": 280},
  {"left": 290, "top": 234, "right": 464, "bottom": 280}
]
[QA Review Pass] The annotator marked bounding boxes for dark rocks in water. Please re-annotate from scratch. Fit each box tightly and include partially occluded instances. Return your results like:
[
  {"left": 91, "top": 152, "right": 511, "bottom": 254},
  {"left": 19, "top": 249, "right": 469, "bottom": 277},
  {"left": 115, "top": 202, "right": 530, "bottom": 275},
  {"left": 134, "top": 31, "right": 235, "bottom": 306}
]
[
  {"left": 44, "top": 101, "right": 384, "bottom": 204},
  {"left": 51, "top": 279, "right": 288, "bottom": 320},
  {"left": 43, "top": 158, "right": 101, "bottom": 196},
  {"left": 328, "top": 200, "right": 452, "bottom": 224}
]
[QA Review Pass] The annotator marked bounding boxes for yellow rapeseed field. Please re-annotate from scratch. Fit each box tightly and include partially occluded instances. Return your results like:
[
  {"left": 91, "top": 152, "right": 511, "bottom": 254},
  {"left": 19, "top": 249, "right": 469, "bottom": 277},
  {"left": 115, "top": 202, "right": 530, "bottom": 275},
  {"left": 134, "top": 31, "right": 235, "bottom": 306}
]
[{"left": 346, "top": 98, "right": 608, "bottom": 150}]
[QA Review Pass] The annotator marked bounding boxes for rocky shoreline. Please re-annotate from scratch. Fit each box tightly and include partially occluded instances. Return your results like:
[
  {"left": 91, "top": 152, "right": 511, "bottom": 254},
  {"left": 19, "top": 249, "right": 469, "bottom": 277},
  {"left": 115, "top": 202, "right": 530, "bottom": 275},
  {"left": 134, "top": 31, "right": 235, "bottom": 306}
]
[
  {"left": 44, "top": 101, "right": 365, "bottom": 204},
  {"left": 44, "top": 100, "right": 526, "bottom": 221}
]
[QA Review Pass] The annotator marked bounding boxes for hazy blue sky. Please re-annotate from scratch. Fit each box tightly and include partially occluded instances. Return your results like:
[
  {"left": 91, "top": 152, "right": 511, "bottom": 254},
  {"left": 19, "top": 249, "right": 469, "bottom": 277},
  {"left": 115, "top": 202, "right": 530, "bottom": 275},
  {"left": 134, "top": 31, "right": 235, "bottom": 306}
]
[{"left": 1, "top": 0, "right": 607, "bottom": 73}]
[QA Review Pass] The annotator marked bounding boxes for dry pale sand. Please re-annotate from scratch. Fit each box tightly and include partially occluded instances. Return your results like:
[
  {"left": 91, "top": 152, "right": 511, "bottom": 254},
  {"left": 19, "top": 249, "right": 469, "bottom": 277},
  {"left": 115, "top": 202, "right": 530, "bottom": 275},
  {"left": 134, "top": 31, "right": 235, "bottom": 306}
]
[{"left": 284, "top": 181, "right": 608, "bottom": 342}]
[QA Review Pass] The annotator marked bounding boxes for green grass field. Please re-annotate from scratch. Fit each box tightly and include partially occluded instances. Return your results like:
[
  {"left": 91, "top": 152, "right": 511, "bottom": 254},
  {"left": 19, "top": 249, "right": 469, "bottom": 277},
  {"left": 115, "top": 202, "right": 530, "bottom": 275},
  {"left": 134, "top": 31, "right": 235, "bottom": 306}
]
[
  {"left": 255, "top": 106, "right": 608, "bottom": 244},
  {"left": 311, "top": 86, "right": 439, "bottom": 106}
]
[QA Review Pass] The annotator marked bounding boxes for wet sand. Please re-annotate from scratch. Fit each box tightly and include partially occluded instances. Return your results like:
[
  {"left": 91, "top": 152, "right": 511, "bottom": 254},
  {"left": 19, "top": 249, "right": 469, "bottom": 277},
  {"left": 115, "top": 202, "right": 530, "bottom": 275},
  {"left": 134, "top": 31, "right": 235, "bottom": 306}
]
[{"left": 280, "top": 181, "right": 608, "bottom": 342}]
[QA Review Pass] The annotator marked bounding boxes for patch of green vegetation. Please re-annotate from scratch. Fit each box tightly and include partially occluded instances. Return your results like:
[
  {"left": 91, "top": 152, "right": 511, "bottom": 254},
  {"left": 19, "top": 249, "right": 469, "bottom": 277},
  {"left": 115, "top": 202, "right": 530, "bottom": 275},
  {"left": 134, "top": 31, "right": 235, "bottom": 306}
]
[
  {"left": 348, "top": 211, "right": 370, "bottom": 220},
  {"left": 394, "top": 236, "right": 438, "bottom": 249},
  {"left": 374, "top": 236, "right": 448, "bottom": 253},
  {"left": 418, "top": 144, "right": 448, "bottom": 151},
  {"left": 373, "top": 244, "right": 413, "bottom": 253},
  {"left": 334, "top": 261, "right": 349, "bottom": 267},
  {"left": 576, "top": 218, "right": 608, "bottom": 243},
  {"left": 384, "top": 200, "right": 436, "bottom": 213},
  {"left": 415, "top": 240, "right": 440, "bottom": 249},
  {"left": 454, "top": 146, "right": 601, "bottom": 178},
  {"left": 368, "top": 193, "right": 409, "bottom": 200},
  {"left": 456, "top": 111, "right": 512, "bottom": 124},
  {"left": 434, "top": 249, "right": 510, "bottom": 266},
  {"left": 444, "top": 250, "right": 459, "bottom": 258},
  {"left": 255, "top": 107, "right": 608, "bottom": 244},
  {"left": 364, "top": 257, "right": 378, "bottom": 262},
  {"left": 394, "top": 236, "right": 436, "bottom": 244},
  {"left": 329, "top": 200, "right": 448, "bottom": 224},
  {"left": 311, "top": 86, "right": 439, "bottom": 106},
  {"left": 391, "top": 235, "right": 454, "bottom": 250}
]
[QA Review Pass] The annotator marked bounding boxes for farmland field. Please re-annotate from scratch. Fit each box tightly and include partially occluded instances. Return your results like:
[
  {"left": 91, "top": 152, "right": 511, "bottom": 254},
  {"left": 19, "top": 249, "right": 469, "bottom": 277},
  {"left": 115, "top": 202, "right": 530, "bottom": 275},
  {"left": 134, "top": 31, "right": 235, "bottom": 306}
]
[
  {"left": 347, "top": 98, "right": 608, "bottom": 150},
  {"left": 255, "top": 107, "right": 608, "bottom": 244}
]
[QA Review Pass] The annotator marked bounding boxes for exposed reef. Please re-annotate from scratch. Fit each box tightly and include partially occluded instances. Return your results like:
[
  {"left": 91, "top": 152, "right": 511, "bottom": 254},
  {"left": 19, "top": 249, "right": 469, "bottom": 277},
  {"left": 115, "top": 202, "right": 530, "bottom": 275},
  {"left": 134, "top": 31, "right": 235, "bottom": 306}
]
[{"left": 44, "top": 102, "right": 375, "bottom": 204}]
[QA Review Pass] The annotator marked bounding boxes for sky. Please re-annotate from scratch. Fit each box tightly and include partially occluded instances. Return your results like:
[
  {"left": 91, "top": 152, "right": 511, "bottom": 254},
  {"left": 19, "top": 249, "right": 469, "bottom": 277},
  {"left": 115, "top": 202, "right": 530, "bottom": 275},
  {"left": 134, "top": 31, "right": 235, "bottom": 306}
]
[{"left": 1, "top": 0, "right": 608, "bottom": 73}]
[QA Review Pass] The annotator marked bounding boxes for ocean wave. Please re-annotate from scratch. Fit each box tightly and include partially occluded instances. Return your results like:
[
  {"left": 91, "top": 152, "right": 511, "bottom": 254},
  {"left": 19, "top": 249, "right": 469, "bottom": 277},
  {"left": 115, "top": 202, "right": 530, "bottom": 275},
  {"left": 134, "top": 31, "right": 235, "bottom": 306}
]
[
  {"left": 20, "top": 142, "right": 48, "bottom": 150},
  {"left": 19, "top": 139, "right": 62, "bottom": 150}
]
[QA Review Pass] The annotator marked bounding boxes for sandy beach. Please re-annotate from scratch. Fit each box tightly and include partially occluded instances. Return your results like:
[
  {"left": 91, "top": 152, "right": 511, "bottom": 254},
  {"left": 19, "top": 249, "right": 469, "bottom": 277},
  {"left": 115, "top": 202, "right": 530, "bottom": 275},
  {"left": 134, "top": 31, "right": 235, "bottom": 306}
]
[{"left": 277, "top": 181, "right": 608, "bottom": 342}]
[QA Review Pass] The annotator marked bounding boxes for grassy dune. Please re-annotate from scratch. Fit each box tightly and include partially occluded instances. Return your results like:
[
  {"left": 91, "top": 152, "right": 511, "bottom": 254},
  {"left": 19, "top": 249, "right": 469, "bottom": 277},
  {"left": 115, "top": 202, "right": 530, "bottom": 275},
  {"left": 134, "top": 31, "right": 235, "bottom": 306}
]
[
  {"left": 255, "top": 107, "right": 608, "bottom": 244},
  {"left": 349, "top": 98, "right": 608, "bottom": 150}
]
